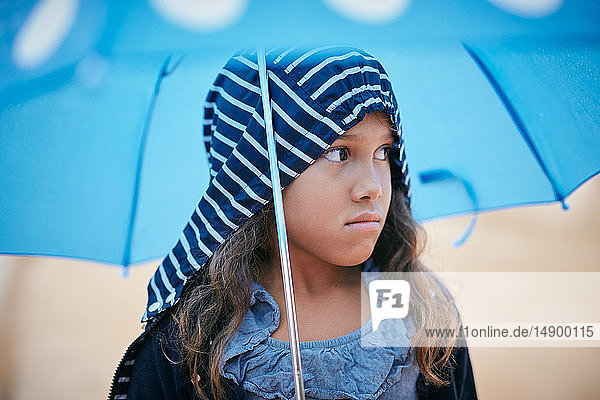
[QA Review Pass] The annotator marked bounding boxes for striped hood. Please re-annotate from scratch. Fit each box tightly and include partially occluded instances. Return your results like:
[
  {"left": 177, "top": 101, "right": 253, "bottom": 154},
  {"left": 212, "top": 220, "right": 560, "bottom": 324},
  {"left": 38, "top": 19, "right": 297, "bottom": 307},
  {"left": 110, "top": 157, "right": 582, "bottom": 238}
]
[{"left": 143, "top": 46, "right": 411, "bottom": 321}]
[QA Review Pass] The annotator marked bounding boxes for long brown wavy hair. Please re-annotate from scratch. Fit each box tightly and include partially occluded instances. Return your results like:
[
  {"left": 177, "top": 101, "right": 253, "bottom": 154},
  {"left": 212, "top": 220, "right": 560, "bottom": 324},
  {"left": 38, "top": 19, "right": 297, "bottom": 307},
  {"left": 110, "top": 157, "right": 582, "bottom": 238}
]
[{"left": 171, "top": 112, "right": 460, "bottom": 400}]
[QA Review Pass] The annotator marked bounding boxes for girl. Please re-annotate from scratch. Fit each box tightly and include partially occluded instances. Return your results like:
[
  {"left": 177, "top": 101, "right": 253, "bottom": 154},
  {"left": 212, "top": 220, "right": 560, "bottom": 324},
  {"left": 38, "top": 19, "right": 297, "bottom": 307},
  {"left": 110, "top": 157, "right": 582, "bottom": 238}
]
[{"left": 109, "top": 46, "right": 477, "bottom": 400}]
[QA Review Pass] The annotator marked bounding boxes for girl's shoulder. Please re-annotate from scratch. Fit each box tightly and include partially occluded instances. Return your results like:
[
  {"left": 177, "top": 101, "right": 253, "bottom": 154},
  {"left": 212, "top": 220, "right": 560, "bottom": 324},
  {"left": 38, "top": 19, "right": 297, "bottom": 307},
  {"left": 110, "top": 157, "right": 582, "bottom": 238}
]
[
  {"left": 109, "top": 312, "right": 244, "bottom": 400},
  {"left": 416, "top": 345, "right": 478, "bottom": 400},
  {"left": 109, "top": 313, "right": 195, "bottom": 400}
]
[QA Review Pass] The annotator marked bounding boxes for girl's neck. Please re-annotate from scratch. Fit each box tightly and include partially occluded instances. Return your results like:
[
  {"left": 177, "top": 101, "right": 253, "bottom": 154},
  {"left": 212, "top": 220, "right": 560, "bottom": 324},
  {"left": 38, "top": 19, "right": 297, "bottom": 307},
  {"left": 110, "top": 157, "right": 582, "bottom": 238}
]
[
  {"left": 259, "top": 246, "right": 370, "bottom": 342},
  {"left": 260, "top": 242, "right": 364, "bottom": 300}
]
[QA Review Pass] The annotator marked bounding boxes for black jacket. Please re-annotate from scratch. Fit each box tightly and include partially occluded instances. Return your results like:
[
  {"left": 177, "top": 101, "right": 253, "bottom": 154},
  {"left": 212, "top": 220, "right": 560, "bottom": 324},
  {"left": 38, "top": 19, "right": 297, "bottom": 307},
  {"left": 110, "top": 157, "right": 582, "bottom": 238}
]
[{"left": 109, "top": 312, "right": 478, "bottom": 400}]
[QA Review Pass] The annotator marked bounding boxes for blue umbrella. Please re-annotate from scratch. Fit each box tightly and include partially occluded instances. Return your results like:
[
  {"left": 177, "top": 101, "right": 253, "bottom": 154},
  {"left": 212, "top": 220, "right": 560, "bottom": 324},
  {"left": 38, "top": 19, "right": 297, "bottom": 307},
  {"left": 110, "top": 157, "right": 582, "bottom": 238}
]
[
  {"left": 1, "top": 0, "right": 599, "bottom": 267},
  {"left": 380, "top": 37, "right": 600, "bottom": 243},
  {"left": 0, "top": 51, "right": 232, "bottom": 266}
]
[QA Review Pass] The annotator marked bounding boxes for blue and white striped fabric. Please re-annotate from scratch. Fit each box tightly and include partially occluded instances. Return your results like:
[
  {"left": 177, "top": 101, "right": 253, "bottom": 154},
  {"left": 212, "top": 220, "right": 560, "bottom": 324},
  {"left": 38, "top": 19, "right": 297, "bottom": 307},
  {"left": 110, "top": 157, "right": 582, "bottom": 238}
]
[{"left": 143, "top": 46, "right": 411, "bottom": 321}]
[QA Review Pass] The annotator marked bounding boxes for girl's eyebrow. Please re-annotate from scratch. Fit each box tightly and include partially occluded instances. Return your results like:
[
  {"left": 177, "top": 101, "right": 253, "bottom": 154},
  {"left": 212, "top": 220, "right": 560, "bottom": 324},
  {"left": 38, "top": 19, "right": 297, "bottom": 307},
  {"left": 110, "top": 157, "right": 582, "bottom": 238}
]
[{"left": 335, "top": 131, "right": 395, "bottom": 142}]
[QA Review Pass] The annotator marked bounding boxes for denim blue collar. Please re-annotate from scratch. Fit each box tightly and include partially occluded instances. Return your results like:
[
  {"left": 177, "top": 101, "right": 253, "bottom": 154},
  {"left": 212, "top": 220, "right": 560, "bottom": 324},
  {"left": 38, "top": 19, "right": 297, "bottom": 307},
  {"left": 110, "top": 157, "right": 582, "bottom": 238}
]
[{"left": 220, "top": 258, "right": 417, "bottom": 400}]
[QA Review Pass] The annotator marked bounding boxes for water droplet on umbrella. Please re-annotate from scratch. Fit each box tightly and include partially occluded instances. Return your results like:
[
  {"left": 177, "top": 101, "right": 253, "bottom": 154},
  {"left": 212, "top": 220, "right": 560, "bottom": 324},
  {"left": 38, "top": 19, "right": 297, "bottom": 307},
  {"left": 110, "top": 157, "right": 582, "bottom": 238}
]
[
  {"left": 12, "top": 0, "right": 79, "bottom": 70},
  {"left": 322, "top": 0, "right": 411, "bottom": 25},
  {"left": 487, "top": 0, "right": 563, "bottom": 18},
  {"left": 149, "top": 0, "right": 248, "bottom": 31}
]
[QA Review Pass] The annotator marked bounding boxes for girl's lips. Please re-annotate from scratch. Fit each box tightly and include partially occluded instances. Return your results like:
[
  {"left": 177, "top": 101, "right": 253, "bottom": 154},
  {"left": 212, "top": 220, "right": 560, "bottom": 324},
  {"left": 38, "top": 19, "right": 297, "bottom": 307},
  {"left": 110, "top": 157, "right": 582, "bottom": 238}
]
[
  {"left": 346, "top": 211, "right": 381, "bottom": 225},
  {"left": 344, "top": 221, "right": 381, "bottom": 231}
]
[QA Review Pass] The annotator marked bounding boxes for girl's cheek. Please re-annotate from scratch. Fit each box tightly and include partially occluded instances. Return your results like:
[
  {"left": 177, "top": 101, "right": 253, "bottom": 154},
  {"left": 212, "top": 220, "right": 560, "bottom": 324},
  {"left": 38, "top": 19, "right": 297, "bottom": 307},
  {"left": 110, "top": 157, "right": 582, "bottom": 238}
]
[{"left": 313, "top": 161, "right": 348, "bottom": 184}]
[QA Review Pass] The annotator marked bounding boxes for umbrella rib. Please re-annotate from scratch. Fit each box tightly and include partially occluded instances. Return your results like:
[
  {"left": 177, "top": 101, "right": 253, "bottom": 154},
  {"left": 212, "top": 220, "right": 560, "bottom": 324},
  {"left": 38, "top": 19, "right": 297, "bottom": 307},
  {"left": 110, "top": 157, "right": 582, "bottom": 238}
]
[
  {"left": 462, "top": 42, "right": 567, "bottom": 207},
  {"left": 122, "top": 55, "right": 174, "bottom": 267}
]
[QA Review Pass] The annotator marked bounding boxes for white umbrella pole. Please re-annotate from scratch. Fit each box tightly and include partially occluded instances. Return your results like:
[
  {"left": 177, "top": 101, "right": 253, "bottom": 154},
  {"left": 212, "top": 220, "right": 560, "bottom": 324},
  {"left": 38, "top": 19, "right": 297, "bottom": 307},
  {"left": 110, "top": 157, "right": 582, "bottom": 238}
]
[{"left": 257, "top": 48, "right": 306, "bottom": 400}]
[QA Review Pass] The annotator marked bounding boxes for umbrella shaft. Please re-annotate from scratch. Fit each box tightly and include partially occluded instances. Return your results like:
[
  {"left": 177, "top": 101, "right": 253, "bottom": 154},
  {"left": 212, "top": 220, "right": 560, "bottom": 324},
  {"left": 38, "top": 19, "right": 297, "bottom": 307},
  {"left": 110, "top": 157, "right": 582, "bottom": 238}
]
[{"left": 257, "top": 48, "right": 306, "bottom": 400}]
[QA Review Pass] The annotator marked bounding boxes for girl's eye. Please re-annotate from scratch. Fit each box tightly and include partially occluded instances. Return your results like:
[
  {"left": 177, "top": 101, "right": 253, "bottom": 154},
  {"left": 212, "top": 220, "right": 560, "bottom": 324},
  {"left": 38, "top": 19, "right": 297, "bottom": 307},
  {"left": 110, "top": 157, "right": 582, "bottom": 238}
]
[
  {"left": 375, "top": 146, "right": 393, "bottom": 161},
  {"left": 323, "top": 147, "right": 349, "bottom": 163}
]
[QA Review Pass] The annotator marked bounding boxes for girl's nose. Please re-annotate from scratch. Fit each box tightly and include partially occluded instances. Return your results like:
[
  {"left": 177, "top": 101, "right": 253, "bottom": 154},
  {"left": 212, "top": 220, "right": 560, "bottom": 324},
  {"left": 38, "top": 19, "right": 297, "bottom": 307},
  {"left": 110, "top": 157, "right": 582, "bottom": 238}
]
[{"left": 350, "top": 164, "right": 383, "bottom": 202}]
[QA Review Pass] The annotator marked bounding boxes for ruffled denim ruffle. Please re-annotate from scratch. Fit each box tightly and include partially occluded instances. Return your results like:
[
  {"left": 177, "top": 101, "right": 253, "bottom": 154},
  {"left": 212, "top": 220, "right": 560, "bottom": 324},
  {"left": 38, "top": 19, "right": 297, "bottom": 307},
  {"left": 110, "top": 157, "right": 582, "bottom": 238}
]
[{"left": 220, "top": 259, "right": 419, "bottom": 400}]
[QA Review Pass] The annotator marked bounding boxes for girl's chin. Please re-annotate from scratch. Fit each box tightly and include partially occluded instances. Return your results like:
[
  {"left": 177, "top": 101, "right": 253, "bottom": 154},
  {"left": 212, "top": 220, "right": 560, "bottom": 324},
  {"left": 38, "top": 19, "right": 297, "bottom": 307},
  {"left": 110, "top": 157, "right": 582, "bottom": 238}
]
[{"left": 328, "top": 249, "right": 376, "bottom": 267}]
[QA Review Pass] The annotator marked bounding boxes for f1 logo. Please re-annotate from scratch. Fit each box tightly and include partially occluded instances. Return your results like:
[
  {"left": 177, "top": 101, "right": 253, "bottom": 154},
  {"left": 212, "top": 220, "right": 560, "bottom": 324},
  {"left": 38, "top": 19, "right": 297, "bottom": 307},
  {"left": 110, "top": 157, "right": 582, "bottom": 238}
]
[{"left": 368, "top": 280, "right": 411, "bottom": 331}]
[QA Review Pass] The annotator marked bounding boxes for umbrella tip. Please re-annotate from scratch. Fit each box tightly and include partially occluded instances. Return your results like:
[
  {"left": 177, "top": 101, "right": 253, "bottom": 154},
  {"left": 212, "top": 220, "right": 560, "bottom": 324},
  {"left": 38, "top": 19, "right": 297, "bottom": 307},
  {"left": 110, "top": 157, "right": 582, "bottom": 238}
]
[
  {"left": 121, "top": 265, "right": 130, "bottom": 278},
  {"left": 560, "top": 199, "right": 570, "bottom": 210}
]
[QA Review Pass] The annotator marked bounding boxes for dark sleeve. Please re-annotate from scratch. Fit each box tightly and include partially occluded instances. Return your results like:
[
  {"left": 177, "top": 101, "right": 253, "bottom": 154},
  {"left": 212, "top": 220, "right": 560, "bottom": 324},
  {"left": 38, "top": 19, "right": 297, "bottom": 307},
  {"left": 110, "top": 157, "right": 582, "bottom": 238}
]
[
  {"left": 125, "top": 315, "right": 248, "bottom": 400},
  {"left": 416, "top": 346, "right": 478, "bottom": 400},
  {"left": 128, "top": 319, "right": 197, "bottom": 400}
]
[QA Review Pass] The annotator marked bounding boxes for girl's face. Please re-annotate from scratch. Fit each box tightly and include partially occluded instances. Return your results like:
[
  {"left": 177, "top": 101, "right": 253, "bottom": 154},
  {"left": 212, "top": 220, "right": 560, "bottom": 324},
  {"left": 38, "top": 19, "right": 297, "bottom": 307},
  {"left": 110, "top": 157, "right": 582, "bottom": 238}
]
[{"left": 282, "top": 112, "right": 394, "bottom": 267}]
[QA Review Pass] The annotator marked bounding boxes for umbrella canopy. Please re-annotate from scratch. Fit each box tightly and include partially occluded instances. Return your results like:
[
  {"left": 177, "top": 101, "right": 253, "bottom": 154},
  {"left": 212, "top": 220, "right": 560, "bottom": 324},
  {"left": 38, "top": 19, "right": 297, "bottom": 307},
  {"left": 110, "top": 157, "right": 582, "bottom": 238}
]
[
  {"left": 1, "top": 1, "right": 599, "bottom": 266},
  {"left": 381, "top": 37, "right": 600, "bottom": 220},
  {"left": 1, "top": 53, "right": 223, "bottom": 265},
  {"left": 3, "top": 0, "right": 599, "bottom": 88}
]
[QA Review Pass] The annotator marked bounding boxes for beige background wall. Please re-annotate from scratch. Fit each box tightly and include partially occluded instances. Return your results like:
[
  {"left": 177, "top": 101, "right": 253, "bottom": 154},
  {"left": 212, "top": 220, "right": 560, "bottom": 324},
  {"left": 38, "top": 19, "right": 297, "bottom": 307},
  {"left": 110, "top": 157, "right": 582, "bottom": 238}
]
[{"left": 0, "top": 175, "right": 598, "bottom": 400}]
